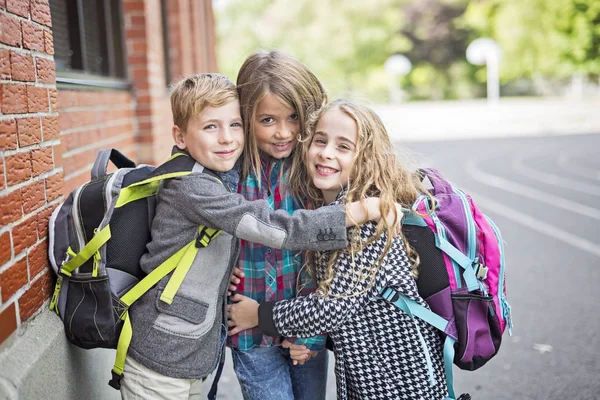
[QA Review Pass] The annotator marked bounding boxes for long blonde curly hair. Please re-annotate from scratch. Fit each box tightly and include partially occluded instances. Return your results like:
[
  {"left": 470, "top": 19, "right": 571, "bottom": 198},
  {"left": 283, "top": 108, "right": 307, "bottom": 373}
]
[{"left": 288, "top": 99, "right": 434, "bottom": 298}]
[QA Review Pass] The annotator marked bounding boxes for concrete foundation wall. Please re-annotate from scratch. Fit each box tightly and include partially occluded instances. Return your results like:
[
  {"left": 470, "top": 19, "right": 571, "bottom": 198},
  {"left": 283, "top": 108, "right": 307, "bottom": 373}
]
[{"left": 0, "top": 309, "right": 119, "bottom": 400}]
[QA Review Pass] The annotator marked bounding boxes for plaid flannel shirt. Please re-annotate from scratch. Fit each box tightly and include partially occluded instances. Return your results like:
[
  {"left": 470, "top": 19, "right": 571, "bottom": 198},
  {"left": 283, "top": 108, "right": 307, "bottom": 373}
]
[{"left": 227, "top": 156, "right": 326, "bottom": 352}]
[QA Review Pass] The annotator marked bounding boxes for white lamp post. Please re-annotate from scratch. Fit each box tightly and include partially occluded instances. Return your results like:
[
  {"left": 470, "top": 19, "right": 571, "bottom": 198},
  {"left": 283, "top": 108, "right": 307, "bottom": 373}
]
[
  {"left": 466, "top": 38, "right": 502, "bottom": 104},
  {"left": 384, "top": 54, "right": 412, "bottom": 103}
]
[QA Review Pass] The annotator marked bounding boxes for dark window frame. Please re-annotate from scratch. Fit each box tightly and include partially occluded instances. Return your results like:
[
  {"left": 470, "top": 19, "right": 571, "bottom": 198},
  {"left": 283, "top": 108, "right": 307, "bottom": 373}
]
[
  {"left": 161, "top": 0, "right": 171, "bottom": 88},
  {"left": 50, "top": 0, "right": 129, "bottom": 89}
]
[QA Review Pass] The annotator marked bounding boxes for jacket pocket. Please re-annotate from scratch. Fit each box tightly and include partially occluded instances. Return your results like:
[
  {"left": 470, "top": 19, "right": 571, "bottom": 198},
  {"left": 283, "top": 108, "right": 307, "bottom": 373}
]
[
  {"left": 155, "top": 287, "right": 209, "bottom": 324},
  {"left": 152, "top": 284, "right": 215, "bottom": 339}
]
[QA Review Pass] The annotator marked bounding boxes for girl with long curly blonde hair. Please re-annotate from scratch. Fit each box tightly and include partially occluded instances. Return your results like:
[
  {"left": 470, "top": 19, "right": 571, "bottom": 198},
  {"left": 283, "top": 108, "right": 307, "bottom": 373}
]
[
  {"left": 289, "top": 99, "right": 431, "bottom": 296},
  {"left": 229, "top": 99, "right": 449, "bottom": 399}
]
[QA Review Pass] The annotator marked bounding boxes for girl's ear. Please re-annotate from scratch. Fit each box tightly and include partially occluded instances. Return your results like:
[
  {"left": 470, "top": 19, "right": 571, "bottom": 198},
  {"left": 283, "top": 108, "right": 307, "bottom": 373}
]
[{"left": 172, "top": 125, "right": 186, "bottom": 150}]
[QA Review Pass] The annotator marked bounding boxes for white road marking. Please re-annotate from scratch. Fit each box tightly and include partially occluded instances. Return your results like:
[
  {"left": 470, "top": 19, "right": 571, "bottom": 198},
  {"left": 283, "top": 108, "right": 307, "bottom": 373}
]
[
  {"left": 533, "top": 343, "right": 553, "bottom": 354},
  {"left": 466, "top": 158, "right": 600, "bottom": 221},
  {"left": 557, "top": 153, "right": 600, "bottom": 181},
  {"left": 464, "top": 189, "right": 600, "bottom": 258},
  {"left": 512, "top": 155, "right": 600, "bottom": 197}
]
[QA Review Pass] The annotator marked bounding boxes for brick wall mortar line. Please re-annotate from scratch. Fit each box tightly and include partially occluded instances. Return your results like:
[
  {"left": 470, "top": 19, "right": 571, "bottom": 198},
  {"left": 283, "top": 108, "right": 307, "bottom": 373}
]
[
  {"left": 0, "top": 45, "right": 54, "bottom": 61},
  {"left": 0, "top": 79, "right": 57, "bottom": 89},
  {"left": 0, "top": 113, "right": 59, "bottom": 121},
  {"left": 59, "top": 105, "right": 135, "bottom": 113},
  {"left": 60, "top": 118, "right": 134, "bottom": 135},
  {"left": 0, "top": 11, "right": 53, "bottom": 31},
  {"left": 62, "top": 132, "right": 136, "bottom": 158},
  {"left": 0, "top": 139, "right": 61, "bottom": 157},
  {"left": 0, "top": 168, "right": 63, "bottom": 197},
  {"left": 0, "top": 156, "right": 5, "bottom": 191}
]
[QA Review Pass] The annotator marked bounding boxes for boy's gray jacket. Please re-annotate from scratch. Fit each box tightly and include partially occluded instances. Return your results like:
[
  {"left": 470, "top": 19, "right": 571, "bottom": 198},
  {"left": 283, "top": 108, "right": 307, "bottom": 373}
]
[{"left": 127, "top": 165, "right": 348, "bottom": 379}]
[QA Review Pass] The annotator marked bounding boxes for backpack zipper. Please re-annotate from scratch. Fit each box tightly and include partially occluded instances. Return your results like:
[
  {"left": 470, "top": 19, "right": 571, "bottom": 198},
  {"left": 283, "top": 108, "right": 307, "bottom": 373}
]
[
  {"left": 485, "top": 215, "right": 512, "bottom": 335},
  {"left": 453, "top": 189, "right": 479, "bottom": 291}
]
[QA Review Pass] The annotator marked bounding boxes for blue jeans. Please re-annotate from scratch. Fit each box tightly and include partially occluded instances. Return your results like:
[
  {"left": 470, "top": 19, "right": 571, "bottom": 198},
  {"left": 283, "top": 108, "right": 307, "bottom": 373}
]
[{"left": 230, "top": 346, "right": 328, "bottom": 400}]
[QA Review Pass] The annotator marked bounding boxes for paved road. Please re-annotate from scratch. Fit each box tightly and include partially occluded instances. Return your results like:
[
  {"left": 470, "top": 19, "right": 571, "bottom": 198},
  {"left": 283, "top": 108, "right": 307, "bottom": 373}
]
[
  {"left": 208, "top": 132, "right": 600, "bottom": 399},
  {"left": 407, "top": 133, "right": 600, "bottom": 400}
]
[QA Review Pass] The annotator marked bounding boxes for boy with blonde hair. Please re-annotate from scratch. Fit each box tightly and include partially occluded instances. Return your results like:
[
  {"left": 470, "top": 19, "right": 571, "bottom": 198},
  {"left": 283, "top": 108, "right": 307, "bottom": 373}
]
[{"left": 120, "top": 73, "right": 391, "bottom": 399}]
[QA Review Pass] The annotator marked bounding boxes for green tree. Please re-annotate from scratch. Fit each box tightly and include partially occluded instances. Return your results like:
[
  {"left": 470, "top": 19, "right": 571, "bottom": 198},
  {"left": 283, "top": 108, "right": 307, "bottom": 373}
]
[
  {"left": 396, "top": 0, "right": 484, "bottom": 99},
  {"left": 216, "top": 0, "right": 403, "bottom": 101},
  {"left": 463, "top": 0, "right": 600, "bottom": 80}
]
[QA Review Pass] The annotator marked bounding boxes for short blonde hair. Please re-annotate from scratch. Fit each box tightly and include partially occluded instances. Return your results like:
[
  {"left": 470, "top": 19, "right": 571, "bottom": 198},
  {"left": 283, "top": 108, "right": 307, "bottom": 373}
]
[{"left": 170, "top": 73, "right": 238, "bottom": 132}]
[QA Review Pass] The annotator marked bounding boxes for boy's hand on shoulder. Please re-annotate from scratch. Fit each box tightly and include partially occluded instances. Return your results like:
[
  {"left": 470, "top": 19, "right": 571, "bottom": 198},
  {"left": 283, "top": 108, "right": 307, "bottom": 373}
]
[{"left": 227, "top": 293, "right": 259, "bottom": 336}]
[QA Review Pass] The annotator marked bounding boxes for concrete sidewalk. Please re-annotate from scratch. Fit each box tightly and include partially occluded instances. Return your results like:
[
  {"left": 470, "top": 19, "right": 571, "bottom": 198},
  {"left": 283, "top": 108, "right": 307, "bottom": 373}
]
[{"left": 373, "top": 97, "right": 600, "bottom": 143}]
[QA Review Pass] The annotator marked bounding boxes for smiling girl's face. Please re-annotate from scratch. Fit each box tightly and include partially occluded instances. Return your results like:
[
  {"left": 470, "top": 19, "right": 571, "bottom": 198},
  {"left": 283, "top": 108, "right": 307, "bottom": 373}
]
[
  {"left": 307, "top": 107, "right": 358, "bottom": 204},
  {"left": 252, "top": 93, "right": 299, "bottom": 159}
]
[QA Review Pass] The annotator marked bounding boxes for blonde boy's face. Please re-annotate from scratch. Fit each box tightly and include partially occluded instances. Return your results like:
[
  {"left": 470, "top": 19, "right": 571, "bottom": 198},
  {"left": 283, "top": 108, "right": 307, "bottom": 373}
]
[
  {"left": 253, "top": 93, "right": 298, "bottom": 159},
  {"left": 173, "top": 100, "right": 244, "bottom": 172}
]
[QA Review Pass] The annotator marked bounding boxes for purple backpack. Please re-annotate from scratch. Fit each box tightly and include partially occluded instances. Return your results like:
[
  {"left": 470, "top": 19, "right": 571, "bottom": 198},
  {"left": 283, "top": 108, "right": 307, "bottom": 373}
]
[{"left": 379, "top": 168, "right": 512, "bottom": 400}]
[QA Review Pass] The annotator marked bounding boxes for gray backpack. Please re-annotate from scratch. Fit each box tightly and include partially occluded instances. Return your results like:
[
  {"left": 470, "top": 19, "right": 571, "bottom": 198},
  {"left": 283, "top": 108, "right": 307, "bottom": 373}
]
[{"left": 48, "top": 148, "right": 223, "bottom": 389}]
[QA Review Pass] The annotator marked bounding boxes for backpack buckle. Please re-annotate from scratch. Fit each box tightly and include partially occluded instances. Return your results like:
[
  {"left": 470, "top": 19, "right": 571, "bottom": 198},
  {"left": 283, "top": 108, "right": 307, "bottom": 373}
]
[
  {"left": 196, "top": 226, "right": 211, "bottom": 248},
  {"left": 108, "top": 370, "right": 123, "bottom": 390},
  {"left": 381, "top": 287, "right": 400, "bottom": 303},
  {"left": 475, "top": 263, "right": 489, "bottom": 280}
]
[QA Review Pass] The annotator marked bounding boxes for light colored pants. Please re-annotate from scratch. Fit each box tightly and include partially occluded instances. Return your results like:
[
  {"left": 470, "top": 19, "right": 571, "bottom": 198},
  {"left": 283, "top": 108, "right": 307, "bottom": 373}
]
[{"left": 120, "top": 356, "right": 203, "bottom": 400}]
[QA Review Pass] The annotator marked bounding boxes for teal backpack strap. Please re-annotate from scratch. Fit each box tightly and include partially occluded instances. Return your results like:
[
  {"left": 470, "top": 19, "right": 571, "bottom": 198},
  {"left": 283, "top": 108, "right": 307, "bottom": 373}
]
[
  {"left": 415, "top": 194, "right": 479, "bottom": 292},
  {"left": 428, "top": 212, "right": 479, "bottom": 292},
  {"left": 380, "top": 287, "right": 449, "bottom": 332},
  {"left": 443, "top": 336, "right": 457, "bottom": 400},
  {"left": 401, "top": 208, "right": 428, "bottom": 227},
  {"left": 379, "top": 288, "right": 458, "bottom": 399}
]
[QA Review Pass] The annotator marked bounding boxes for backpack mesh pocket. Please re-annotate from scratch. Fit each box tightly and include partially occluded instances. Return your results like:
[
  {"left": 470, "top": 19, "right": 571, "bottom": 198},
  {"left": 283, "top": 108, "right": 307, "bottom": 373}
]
[
  {"left": 63, "top": 275, "right": 121, "bottom": 349},
  {"left": 451, "top": 292, "right": 502, "bottom": 371}
]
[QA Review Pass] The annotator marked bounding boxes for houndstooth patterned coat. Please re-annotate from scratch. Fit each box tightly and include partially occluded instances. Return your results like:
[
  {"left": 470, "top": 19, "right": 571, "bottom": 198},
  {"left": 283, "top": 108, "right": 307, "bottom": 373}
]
[{"left": 265, "top": 202, "right": 448, "bottom": 400}]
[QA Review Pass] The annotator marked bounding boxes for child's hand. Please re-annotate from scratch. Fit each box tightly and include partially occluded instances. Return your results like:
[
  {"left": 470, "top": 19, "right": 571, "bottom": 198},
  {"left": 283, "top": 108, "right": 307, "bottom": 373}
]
[
  {"left": 227, "top": 293, "right": 259, "bottom": 336},
  {"left": 282, "top": 339, "right": 317, "bottom": 366},
  {"left": 227, "top": 267, "right": 244, "bottom": 296},
  {"left": 363, "top": 198, "right": 403, "bottom": 237}
]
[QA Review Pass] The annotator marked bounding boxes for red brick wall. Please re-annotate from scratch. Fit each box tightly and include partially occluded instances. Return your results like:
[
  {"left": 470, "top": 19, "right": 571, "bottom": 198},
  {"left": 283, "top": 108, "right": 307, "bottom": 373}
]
[
  {"left": 0, "top": 0, "right": 217, "bottom": 347},
  {"left": 0, "top": 0, "right": 58, "bottom": 344},
  {"left": 58, "top": 90, "right": 136, "bottom": 194}
]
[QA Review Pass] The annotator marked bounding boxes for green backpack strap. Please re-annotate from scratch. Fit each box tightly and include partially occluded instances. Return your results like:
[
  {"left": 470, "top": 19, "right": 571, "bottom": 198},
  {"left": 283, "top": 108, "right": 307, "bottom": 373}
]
[
  {"left": 115, "top": 152, "right": 196, "bottom": 208},
  {"left": 108, "top": 152, "right": 227, "bottom": 389},
  {"left": 57, "top": 153, "right": 196, "bottom": 282},
  {"left": 109, "top": 224, "right": 221, "bottom": 389},
  {"left": 59, "top": 225, "right": 111, "bottom": 277}
]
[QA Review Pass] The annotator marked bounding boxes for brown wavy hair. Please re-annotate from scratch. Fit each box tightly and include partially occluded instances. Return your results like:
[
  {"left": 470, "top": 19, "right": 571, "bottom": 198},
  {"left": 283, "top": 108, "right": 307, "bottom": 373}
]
[{"left": 236, "top": 50, "right": 327, "bottom": 182}]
